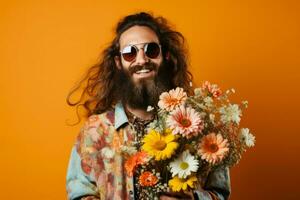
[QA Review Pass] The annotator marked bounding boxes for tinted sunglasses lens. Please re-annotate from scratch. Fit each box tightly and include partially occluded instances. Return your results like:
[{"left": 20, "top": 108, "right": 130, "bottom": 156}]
[
  {"left": 145, "top": 43, "right": 160, "bottom": 58},
  {"left": 122, "top": 46, "right": 137, "bottom": 61}
]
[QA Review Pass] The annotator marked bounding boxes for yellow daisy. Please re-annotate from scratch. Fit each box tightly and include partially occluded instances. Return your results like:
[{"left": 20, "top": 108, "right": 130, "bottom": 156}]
[
  {"left": 142, "top": 129, "right": 178, "bottom": 161},
  {"left": 168, "top": 175, "right": 198, "bottom": 192}
]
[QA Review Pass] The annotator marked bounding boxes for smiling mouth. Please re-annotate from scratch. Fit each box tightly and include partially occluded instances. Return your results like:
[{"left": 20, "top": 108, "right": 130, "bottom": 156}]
[
  {"left": 135, "top": 69, "right": 152, "bottom": 74},
  {"left": 133, "top": 68, "right": 155, "bottom": 80}
]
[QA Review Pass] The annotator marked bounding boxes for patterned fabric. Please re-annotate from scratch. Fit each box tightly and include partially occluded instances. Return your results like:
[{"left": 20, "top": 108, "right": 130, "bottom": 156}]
[
  {"left": 66, "top": 103, "right": 231, "bottom": 200},
  {"left": 125, "top": 110, "right": 154, "bottom": 199}
]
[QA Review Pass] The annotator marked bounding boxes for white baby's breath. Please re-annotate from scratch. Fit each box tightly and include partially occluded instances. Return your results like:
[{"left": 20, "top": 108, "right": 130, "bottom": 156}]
[
  {"left": 194, "top": 88, "right": 202, "bottom": 96},
  {"left": 199, "top": 112, "right": 206, "bottom": 118},
  {"left": 203, "top": 96, "right": 213, "bottom": 108},
  {"left": 209, "top": 114, "right": 215, "bottom": 123},
  {"left": 197, "top": 103, "right": 206, "bottom": 110},
  {"left": 219, "top": 104, "right": 242, "bottom": 124}
]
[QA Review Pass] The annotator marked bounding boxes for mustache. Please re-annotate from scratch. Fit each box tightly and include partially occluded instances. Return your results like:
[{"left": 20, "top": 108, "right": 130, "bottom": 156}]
[{"left": 128, "top": 62, "right": 158, "bottom": 75}]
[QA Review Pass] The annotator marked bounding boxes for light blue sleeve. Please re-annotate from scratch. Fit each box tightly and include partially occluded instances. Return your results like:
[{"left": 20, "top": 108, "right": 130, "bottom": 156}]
[
  {"left": 66, "top": 147, "right": 99, "bottom": 200},
  {"left": 194, "top": 167, "right": 231, "bottom": 200}
]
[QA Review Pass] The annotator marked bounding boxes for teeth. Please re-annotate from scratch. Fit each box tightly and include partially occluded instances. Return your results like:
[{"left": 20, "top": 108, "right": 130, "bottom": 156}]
[{"left": 136, "top": 69, "right": 150, "bottom": 74}]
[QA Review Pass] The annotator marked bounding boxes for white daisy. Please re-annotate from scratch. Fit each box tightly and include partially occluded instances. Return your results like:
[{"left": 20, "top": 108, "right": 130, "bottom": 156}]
[
  {"left": 240, "top": 128, "right": 255, "bottom": 147},
  {"left": 169, "top": 150, "right": 199, "bottom": 179},
  {"left": 219, "top": 104, "right": 242, "bottom": 124}
]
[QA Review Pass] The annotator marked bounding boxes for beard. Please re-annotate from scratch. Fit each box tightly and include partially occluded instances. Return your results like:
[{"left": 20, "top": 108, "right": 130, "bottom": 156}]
[{"left": 115, "top": 61, "right": 173, "bottom": 110}]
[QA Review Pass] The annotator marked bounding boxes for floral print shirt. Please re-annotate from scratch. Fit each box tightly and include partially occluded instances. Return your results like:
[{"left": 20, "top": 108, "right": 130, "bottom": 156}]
[{"left": 66, "top": 103, "right": 231, "bottom": 200}]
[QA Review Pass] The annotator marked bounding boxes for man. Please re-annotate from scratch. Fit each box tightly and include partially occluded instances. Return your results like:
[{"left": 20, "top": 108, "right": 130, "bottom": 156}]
[{"left": 66, "top": 12, "right": 231, "bottom": 200}]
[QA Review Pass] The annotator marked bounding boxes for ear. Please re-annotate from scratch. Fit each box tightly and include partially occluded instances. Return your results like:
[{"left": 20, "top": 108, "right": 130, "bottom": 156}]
[{"left": 114, "top": 56, "right": 122, "bottom": 69}]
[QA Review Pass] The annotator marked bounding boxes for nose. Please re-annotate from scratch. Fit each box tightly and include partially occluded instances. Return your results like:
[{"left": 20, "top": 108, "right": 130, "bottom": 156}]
[{"left": 134, "top": 48, "right": 149, "bottom": 65}]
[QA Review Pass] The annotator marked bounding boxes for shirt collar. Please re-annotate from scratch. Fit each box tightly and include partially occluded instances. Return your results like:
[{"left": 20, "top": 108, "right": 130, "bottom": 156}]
[{"left": 114, "top": 102, "right": 129, "bottom": 130}]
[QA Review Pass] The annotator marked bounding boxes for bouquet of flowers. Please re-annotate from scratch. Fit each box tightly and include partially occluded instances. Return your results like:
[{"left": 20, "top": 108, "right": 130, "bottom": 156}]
[{"left": 124, "top": 81, "right": 255, "bottom": 199}]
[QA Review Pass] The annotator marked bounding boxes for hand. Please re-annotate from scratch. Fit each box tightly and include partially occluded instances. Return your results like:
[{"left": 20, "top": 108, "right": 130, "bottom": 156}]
[{"left": 159, "top": 191, "right": 194, "bottom": 200}]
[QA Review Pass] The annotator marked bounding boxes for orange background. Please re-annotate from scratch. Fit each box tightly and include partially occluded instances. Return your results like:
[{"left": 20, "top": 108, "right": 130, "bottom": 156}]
[{"left": 1, "top": 0, "right": 299, "bottom": 199}]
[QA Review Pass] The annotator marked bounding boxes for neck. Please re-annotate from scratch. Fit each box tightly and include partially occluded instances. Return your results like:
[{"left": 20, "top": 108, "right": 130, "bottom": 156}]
[{"left": 125, "top": 104, "right": 154, "bottom": 121}]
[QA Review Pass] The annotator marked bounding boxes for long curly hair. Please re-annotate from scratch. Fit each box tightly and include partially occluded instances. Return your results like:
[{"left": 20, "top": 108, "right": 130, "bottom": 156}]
[{"left": 67, "top": 12, "right": 193, "bottom": 123}]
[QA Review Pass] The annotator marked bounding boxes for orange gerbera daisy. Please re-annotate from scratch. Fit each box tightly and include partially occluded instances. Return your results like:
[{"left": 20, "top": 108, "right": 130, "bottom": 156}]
[
  {"left": 139, "top": 171, "right": 159, "bottom": 187},
  {"left": 198, "top": 133, "right": 229, "bottom": 164},
  {"left": 158, "top": 87, "right": 187, "bottom": 111},
  {"left": 125, "top": 151, "right": 149, "bottom": 176},
  {"left": 166, "top": 106, "right": 204, "bottom": 138}
]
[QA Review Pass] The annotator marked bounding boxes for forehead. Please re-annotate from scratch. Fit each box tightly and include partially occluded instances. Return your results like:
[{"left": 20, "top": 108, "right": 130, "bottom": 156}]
[{"left": 119, "top": 25, "right": 159, "bottom": 49}]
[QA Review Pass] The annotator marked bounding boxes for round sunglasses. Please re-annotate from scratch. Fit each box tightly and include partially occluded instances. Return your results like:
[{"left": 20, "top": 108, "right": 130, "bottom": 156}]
[{"left": 119, "top": 42, "right": 161, "bottom": 62}]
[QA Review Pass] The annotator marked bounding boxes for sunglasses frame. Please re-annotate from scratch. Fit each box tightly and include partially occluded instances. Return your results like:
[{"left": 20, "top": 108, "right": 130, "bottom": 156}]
[{"left": 119, "top": 42, "right": 162, "bottom": 62}]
